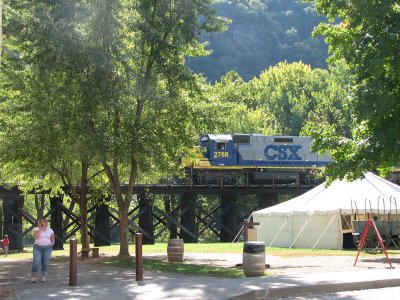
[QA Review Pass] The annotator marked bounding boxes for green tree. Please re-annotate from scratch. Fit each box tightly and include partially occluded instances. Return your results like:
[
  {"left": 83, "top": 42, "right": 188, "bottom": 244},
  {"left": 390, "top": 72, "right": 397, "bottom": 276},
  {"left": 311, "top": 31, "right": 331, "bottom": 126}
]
[
  {"left": 1, "top": 0, "right": 112, "bottom": 250},
  {"left": 302, "top": 60, "right": 353, "bottom": 138},
  {"left": 93, "top": 0, "right": 228, "bottom": 255},
  {"left": 250, "top": 61, "right": 331, "bottom": 135},
  {"left": 1, "top": 0, "right": 228, "bottom": 256},
  {"left": 307, "top": 0, "right": 400, "bottom": 181},
  {"left": 206, "top": 71, "right": 273, "bottom": 134},
  {"left": 203, "top": 62, "right": 351, "bottom": 137}
]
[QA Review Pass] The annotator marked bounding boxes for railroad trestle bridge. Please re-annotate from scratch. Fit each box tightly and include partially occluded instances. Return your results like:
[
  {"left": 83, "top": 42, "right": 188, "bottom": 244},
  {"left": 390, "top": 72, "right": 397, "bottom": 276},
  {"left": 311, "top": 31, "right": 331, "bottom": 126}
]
[{"left": 0, "top": 183, "right": 315, "bottom": 250}]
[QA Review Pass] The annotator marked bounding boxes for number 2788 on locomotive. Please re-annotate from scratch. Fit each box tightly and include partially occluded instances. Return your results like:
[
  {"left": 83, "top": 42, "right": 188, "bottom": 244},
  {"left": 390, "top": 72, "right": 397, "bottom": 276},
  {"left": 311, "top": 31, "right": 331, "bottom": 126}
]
[{"left": 182, "top": 134, "right": 332, "bottom": 185}]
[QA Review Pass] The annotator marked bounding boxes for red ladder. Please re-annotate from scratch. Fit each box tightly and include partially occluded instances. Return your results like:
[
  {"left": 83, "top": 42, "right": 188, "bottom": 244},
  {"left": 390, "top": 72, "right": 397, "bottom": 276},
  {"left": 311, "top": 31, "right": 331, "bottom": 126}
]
[{"left": 354, "top": 219, "right": 393, "bottom": 268}]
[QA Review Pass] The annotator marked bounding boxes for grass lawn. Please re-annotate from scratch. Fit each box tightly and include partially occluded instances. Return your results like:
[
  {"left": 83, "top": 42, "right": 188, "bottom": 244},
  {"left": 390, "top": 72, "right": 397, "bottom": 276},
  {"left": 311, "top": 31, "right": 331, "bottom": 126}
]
[
  {"left": 100, "top": 256, "right": 245, "bottom": 278},
  {"left": 7, "top": 241, "right": 400, "bottom": 259}
]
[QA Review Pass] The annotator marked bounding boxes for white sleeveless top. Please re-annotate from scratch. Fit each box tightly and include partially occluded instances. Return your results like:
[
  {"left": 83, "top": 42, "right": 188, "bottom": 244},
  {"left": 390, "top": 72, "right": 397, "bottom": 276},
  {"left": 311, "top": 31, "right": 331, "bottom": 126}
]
[{"left": 34, "top": 227, "right": 54, "bottom": 246}]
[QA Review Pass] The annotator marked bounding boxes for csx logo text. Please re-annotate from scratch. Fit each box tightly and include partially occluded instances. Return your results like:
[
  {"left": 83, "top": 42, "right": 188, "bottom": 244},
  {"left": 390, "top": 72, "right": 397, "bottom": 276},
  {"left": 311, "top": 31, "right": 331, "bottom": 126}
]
[{"left": 264, "top": 145, "right": 302, "bottom": 161}]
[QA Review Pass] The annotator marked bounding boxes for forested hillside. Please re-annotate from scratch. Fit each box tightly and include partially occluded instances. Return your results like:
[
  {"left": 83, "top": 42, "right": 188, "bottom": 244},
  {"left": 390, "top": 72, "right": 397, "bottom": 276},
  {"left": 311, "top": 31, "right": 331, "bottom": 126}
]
[{"left": 186, "top": 0, "right": 328, "bottom": 82}]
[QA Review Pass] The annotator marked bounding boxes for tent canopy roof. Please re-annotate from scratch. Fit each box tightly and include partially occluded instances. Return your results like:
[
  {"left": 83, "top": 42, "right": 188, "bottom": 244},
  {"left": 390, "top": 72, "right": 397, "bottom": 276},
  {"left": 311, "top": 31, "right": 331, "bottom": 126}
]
[{"left": 253, "top": 172, "right": 400, "bottom": 216}]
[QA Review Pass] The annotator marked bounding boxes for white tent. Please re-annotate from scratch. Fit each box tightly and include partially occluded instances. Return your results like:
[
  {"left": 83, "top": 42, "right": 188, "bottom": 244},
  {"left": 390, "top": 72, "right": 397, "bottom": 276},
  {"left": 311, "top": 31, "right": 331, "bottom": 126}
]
[{"left": 252, "top": 172, "right": 400, "bottom": 249}]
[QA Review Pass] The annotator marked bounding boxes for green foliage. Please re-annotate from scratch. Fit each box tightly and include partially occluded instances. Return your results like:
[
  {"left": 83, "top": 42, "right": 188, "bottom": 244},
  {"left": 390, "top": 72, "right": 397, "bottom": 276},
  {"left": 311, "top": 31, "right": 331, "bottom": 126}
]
[
  {"left": 202, "top": 71, "right": 274, "bottom": 134},
  {"left": 302, "top": 60, "right": 354, "bottom": 138},
  {"left": 193, "top": 60, "right": 351, "bottom": 140},
  {"left": 306, "top": 0, "right": 400, "bottom": 181},
  {"left": 1, "top": 0, "right": 230, "bottom": 255},
  {"left": 1, "top": 1, "right": 107, "bottom": 191},
  {"left": 250, "top": 61, "right": 350, "bottom": 136},
  {"left": 0, "top": 0, "right": 229, "bottom": 186}
]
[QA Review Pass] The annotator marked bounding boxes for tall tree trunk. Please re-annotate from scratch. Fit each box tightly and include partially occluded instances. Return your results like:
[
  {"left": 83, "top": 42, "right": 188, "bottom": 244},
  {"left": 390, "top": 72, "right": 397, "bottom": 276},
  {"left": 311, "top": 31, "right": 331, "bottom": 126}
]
[
  {"left": 103, "top": 155, "right": 138, "bottom": 257},
  {"left": 119, "top": 215, "right": 130, "bottom": 255},
  {"left": 79, "top": 160, "right": 90, "bottom": 250},
  {"left": 117, "top": 198, "right": 130, "bottom": 256},
  {"left": 103, "top": 164, "right": 132, "bottom": 256},
  {"left": 79, "top": 200, "right": 90, "bottom": 250}
]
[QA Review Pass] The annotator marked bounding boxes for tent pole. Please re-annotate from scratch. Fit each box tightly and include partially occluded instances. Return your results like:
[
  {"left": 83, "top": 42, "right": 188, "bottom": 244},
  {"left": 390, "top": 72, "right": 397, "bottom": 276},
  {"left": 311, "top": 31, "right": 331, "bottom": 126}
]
[
  {"left": 232, "top": 226, "right": 243, "bottom": 243},
  {"left": 268, "top": 216, "right": 290, "bottom": 247},
  {"left": 311, "top": 214, "right": 338, "bottom": 249},
  {"left": 290, "top": 216, "right": 312, "bottom": 248},
  {"left": 232, "top": 212, "right": 255, "bottom": 243}
]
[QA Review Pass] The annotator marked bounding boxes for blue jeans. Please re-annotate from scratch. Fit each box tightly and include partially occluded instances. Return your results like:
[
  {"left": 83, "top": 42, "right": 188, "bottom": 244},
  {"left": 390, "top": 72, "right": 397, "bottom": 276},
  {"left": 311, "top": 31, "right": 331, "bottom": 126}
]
[{"left": 31, "top": 244, "right": 52, "bottom": 275}]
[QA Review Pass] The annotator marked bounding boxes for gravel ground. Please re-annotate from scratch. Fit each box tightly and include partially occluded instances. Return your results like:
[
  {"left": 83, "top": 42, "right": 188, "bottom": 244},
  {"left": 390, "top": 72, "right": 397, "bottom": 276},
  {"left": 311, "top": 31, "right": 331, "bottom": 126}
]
[
  {"left": 1, "top": 252, "right": 399, "bottom": 300},
  {"left": 270, "top": 287, "right": 400, "bottom": 300},
  {"left": 2, "top": 251, "right": 397, "bottom": 278},
  {"left": 145, "top": 252, "right": 399, "bottom": 274}
]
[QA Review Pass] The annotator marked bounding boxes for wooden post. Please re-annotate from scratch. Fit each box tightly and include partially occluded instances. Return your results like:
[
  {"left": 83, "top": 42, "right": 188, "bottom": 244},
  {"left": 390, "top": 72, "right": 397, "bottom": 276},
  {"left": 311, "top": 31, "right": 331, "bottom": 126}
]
[
  {"left": 242, "top": 219, "right": 260, "bottom": 242},
  {"left": 243, "top": 219, "right": 249, "bottom": 242},
  {"left": 69, "top": 238, "right": 77, "bottom": 286},
  {"left": 135, "top": 233, "right": 143, "bottom": 281}
]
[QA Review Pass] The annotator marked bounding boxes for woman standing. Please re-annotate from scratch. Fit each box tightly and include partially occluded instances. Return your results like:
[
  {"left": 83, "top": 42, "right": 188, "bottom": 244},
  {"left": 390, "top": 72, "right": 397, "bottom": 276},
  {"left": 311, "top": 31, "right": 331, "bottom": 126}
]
[{"left": 31, "top": 218, "right": 55, "bottom": 283}]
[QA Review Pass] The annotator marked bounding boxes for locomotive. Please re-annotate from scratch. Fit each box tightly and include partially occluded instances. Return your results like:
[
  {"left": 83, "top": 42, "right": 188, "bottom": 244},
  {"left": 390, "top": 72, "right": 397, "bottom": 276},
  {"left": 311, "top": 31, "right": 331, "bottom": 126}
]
[{"left": 182, "top": 134, "right": 332, "bottom": 185}]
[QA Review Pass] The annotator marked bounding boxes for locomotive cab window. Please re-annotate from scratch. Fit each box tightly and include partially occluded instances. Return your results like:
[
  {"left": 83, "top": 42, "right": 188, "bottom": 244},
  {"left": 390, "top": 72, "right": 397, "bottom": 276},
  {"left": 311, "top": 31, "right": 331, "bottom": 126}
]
[{"left": 215, "top": 142, "right": 226, "bottom": 150}]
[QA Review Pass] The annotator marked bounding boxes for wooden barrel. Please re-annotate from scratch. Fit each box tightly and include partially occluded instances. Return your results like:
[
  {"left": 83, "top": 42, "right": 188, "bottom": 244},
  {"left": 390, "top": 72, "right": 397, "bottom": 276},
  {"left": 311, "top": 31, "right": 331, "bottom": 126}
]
[
  {"left": 242, "top": 241, "right": 265, "bottom": 277},
  {"left": 167, "top": 239, "right": 184, "bottom": 262}
]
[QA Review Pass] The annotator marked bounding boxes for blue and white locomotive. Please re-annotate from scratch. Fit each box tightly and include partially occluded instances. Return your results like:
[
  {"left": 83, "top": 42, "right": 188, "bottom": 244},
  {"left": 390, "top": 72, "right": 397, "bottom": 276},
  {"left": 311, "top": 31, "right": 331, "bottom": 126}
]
[{"left": 183, "top": 134, "right": 332, "bottom": 184}]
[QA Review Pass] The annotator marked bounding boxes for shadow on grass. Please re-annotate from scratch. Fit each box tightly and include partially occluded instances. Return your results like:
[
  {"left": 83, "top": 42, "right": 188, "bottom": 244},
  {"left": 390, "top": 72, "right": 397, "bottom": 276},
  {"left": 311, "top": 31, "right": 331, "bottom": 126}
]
[{"left": 94, "top": 256, "right": 247, "bottom": 278}]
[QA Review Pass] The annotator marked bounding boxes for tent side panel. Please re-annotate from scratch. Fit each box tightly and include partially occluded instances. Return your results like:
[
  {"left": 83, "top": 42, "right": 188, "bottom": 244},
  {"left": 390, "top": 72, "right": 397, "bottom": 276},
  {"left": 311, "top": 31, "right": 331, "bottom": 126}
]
[
  {"left": 292, "top": 214, "right": 342, "bottom": 249},
  {"left": 253, "top": 215, "right": 293, "bottom": 247}
]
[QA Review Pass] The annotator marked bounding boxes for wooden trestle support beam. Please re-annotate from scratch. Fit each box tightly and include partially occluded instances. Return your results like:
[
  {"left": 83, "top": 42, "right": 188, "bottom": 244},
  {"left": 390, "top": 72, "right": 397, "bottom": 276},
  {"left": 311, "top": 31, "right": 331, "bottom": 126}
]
[
  {"left": 1, "top": 193, "right": 253, "bottom": 248},
  {"left": 1, "top": 184, "right": 307, "bottom": 249}
]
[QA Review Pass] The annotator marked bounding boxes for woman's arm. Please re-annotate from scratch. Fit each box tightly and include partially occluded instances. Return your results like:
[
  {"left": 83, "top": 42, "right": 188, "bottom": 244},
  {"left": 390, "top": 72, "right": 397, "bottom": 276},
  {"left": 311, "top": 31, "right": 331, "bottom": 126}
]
[{"left": 50, "top": 233, "right": 55, "bottom": 246}]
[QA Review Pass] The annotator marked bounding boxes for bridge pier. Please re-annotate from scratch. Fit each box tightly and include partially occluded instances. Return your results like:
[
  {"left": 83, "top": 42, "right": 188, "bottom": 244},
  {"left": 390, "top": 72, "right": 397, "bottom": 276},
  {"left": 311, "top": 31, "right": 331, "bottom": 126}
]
[
  {"left": 94, "top": 202, "right": 111, "bottom": 246},
  {"left": 164, "top": 195, "right": 178, "bottom": 239},
  {"left": 180, "top": 193, "right": 198, "bottom": 243},
  {"left": 220, "top": 193, "right": 237, "bottom": 242},
  {"left": 138, "top": 193, "right": 155, "bottom": 245},
  {"left": 50, "top": 194, "right": 64, "bottom": 250},
  {"left": 2, "top": 195, "right": 24, "bottom": 251}
]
